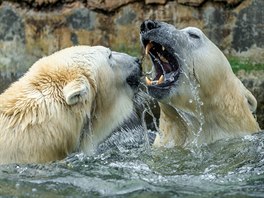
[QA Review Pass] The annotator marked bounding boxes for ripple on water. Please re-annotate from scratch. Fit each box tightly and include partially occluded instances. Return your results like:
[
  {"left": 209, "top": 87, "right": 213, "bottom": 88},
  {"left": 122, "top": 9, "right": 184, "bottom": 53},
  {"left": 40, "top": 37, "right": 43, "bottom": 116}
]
[{"left": 0, "top": 128, "right": 264, "bottom": 197}]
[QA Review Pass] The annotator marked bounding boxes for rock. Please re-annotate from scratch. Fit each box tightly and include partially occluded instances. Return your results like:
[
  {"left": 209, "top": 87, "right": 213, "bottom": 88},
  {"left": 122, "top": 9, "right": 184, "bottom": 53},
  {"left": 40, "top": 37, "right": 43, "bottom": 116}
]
[
  {"left": 232, "top": 0, "right": 264, "bottom": 62},
  {"left": 213, "top": 0, "right": 243, "bottom": 5},
  {"left": 145, "top": 0, "right": 167, "bottom": 5},
  {"left": 87, "top": 0, "right": 137, "bottom": 12},
  {"left": 0, "top": 0, "right": 262, "bottom": 65},
  {"left": 7, "top": 0, "right": 74, "bottom": 7},
  {"left": 178, "top": 0, "right": 206, "bottom": 6}
]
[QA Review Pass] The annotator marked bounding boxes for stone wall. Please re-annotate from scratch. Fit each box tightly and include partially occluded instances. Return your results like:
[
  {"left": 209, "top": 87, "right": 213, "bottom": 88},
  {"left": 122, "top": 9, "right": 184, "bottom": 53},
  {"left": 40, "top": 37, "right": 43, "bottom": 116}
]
[
  {"left": 0, "top": 0, "right": 263, "bottom": 73},
  {"left": 0, "top": 0, "right": 263, "bottom": 127}
]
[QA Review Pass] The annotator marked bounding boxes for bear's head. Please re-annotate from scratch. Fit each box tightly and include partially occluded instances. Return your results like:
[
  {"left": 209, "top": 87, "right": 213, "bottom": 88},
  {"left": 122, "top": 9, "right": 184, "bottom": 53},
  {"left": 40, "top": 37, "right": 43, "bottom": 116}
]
[
  {"left": 140, "top": 20, "right": 257, "bottom": 114},
  {"left": 139, "top": 20, "right": 259, "bottom": 147},
  {"left": 0, "top": 46, "right": 141, "bottom": 163}
]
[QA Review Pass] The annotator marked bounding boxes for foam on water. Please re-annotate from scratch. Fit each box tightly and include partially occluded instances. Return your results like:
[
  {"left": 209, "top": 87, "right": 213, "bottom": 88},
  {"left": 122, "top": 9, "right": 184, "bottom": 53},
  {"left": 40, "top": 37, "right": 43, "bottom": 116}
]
[{"left": 1, "top": 131, "right": 264, "bottom": 197}]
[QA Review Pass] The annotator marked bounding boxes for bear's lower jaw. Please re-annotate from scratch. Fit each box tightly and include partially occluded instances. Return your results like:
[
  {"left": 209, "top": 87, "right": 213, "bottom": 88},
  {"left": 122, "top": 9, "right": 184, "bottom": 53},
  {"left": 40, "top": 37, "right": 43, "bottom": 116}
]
[
  {"left": 147, "top": 85, "right": 171, "bottom": 100},
  {"left": 145, "top": 70, "right": 180, "bottom": 100}
]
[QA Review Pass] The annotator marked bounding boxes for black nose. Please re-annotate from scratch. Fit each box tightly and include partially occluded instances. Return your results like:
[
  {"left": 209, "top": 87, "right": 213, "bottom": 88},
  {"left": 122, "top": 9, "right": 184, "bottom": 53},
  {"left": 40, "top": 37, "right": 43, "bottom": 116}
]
[{"left": 140, "top": 20, "right": 158, "bottom": 33}]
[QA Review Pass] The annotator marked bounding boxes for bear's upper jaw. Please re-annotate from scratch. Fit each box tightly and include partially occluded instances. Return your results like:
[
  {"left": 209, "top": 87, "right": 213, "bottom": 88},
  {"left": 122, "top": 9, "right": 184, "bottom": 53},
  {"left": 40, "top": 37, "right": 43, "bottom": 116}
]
[{"left": 143, "top": 40, "right": 180, "bottom": 89}]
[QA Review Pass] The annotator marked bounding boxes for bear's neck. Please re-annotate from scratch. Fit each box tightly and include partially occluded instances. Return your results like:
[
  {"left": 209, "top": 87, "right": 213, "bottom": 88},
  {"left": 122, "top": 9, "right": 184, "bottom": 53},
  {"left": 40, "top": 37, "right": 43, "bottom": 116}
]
[
  {"left": 156, "top": 103, "right": 203, "bottom": 147},
  {"left": 155, "top": 86, "right": 260, "bottom": 147}
]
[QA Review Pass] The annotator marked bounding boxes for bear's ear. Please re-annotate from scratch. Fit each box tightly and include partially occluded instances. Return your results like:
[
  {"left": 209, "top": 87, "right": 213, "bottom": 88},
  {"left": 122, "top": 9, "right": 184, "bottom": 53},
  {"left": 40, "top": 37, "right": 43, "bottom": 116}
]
[{"left": 63, "top": 79, "right": 90, "bottom": 105}]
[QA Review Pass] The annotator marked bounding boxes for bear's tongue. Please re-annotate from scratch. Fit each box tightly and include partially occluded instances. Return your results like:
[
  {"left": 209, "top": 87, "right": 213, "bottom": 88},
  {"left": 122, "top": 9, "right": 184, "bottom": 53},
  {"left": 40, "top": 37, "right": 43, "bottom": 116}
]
[{"left": 144, "top": 41, "right": 179, "bottom": 86}]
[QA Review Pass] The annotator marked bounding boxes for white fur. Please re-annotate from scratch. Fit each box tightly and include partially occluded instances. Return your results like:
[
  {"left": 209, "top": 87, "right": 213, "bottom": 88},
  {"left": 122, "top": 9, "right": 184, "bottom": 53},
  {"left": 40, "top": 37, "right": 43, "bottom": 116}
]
[
  {"left": 0, "top": 46, "right": 137, "bottom": 164},
  {"left": 153, "top": 27, "right": 260, "bottom": 148}
]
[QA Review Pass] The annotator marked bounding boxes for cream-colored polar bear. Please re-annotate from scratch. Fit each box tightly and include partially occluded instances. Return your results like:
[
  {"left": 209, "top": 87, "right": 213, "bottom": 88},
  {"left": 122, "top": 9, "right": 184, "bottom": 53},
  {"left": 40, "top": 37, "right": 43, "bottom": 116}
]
[
  {"left": 140, "top": 20, "right": 260, "bottom": 147},
  {"left": 0, "top": 46, "right": 141, "bottom": 164}
]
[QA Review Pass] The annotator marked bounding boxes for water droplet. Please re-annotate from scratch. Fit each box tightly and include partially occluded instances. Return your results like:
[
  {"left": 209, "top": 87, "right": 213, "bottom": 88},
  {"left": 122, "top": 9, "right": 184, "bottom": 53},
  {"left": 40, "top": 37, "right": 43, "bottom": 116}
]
[{"left": 15, "top": 183, "right": 20, "bottom": 189}]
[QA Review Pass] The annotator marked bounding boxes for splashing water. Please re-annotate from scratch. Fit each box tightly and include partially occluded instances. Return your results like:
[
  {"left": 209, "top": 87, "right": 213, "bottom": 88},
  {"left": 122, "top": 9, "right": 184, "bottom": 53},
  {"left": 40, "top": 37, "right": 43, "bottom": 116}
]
[
  {"left": 181, "top": 67, "right": 205, "bottom": 147},
  {"left": 134, "top": 90, "right": 160, "bottom": 150},
  {"left": 1, "top": 130, "right": 264, "bottom": 197},
  {"left": 150, "top": 52, "right": 206, "bottom": 149}
]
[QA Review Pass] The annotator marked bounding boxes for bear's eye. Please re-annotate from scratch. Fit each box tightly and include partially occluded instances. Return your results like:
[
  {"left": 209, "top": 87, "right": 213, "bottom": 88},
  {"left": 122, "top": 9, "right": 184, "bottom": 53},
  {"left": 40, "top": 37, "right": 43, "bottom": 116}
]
[{"left": 188, "top": 32, "right": 200, "bottom": 39}]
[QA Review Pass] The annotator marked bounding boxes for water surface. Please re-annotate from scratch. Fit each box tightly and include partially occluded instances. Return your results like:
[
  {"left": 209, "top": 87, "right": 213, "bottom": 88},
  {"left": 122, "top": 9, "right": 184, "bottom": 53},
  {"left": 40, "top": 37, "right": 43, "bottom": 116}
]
[{"left": 1, "top": 127, "right": 264, "bottom": 197}]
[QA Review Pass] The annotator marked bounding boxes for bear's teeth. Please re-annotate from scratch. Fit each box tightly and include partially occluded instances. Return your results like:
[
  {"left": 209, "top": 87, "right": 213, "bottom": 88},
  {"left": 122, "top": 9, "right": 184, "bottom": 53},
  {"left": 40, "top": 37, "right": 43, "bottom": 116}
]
[
  {"left": 145, "top": 75, "right": 164, "bottom": 86},
  {"left": 162, "top": 46, "right": 165, "bottom": 51},
  {"left": 145, "top": 76, "right": 152, "bottom": 85},
  {"left": 157, "top": 75, "right": 164, "bottom": 84},
  {"left": 145, "top": 42, "right": 153, "bottom": 55}
]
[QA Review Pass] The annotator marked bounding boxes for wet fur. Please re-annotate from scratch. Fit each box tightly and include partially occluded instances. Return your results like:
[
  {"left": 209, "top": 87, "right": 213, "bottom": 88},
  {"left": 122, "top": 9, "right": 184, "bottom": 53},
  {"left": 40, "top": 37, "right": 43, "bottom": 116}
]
[
  {"left": 0, "top": 46, "right": 138, "bottom": 164},
  {"left": 141, "top": 23, "right": 260, "bottom": 147}
]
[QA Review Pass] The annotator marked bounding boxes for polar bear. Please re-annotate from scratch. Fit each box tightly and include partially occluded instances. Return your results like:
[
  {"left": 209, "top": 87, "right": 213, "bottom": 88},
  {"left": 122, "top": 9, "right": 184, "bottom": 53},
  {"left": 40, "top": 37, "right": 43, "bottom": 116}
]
[
  {"left": 140, "top": 20, "right": 260, "bottom": 148},
  {"left": 0, "top": 46, "right": 141, "bottom": 164}
]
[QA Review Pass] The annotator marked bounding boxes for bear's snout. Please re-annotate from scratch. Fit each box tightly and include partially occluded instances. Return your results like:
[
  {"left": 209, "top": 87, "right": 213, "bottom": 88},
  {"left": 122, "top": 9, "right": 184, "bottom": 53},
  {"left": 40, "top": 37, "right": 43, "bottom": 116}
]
[
  {"left": 126, "top": 58, "right": 142, "bottom": 90},
  {"left": 134, "top": 57, "right": 142, "bottom": 74},
  {"left": 140, "top": 20, "right": 159, "bottom": 34}
]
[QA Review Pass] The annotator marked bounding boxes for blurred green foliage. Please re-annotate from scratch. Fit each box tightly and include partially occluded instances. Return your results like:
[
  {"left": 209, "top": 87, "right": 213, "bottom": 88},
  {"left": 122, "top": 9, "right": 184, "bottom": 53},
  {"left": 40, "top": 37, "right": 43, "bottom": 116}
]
[
  {"left": 228, "top": 56, "right": 264, "bottom": 73},
  {"left": 112, "top": 44, "right": 142, "bottom": 58}
]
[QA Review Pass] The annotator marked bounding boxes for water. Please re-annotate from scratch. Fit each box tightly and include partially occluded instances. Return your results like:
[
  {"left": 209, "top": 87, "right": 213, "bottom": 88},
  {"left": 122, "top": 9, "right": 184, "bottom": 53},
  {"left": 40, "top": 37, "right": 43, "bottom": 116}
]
[
  {"left": 176, "top": 69, "right": 205, "bottom": 147},
  {"left": 1, "top": 127, "right": 264, "bottom": 197}
]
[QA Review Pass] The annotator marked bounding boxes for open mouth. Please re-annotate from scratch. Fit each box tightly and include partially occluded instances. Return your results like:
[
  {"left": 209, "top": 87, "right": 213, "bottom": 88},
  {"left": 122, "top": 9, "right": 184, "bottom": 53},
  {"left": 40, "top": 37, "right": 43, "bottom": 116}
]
[{"left": 143, "top": 41, "right": 180, "bottom": 88}]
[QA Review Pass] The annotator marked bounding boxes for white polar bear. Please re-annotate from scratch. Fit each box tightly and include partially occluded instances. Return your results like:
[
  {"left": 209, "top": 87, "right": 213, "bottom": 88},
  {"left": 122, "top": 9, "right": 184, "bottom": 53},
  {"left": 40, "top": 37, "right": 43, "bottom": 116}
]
[
  {"left": 140, "top": 20, "right": 260, "bottom": 147},
  {"left": 0, "top": 46, "right": 141, "bottom": 164}
]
